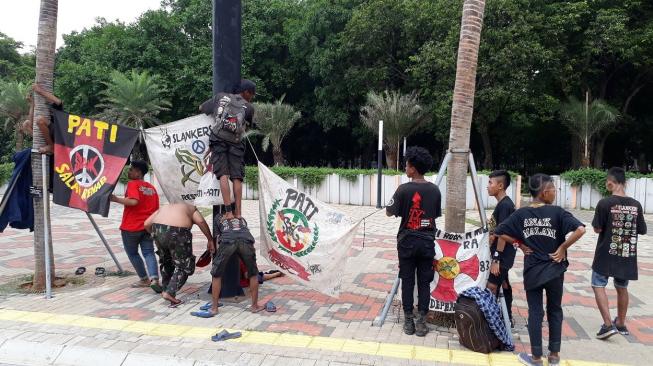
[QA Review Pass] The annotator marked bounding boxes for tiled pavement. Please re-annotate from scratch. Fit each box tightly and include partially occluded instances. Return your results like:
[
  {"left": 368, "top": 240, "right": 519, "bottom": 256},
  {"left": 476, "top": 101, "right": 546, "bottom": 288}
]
[{"left": 0, "top": 200, "right": 652, "bottom": 365}]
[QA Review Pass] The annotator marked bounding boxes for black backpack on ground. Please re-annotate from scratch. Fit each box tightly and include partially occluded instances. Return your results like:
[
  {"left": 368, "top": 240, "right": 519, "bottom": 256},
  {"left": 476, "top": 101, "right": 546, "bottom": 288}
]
[{"left": 455, "top": 295, "right": 501, "bottom": 354}]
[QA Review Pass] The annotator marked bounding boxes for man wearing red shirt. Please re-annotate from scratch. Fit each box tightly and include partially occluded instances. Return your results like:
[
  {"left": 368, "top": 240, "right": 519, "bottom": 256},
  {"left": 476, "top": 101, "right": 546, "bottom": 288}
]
[{"left": 111, "top": 160, "right": 161, "bottom": 292}]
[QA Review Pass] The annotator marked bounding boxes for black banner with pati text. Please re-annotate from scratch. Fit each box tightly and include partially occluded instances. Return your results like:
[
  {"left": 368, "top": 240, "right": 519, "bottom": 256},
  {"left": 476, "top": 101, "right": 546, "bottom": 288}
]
[{"left": 52, "top": 110, "right": 138, "bottom": 217}]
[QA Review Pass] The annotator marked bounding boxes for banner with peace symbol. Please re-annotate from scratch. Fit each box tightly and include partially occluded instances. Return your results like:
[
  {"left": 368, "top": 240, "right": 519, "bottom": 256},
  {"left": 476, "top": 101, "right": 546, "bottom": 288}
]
[
  {"left": 143, "top": 114, "right": 234, "bottom": 206},
  {"left": 52, "top": 110, "right": 139, "bottom": 217}
]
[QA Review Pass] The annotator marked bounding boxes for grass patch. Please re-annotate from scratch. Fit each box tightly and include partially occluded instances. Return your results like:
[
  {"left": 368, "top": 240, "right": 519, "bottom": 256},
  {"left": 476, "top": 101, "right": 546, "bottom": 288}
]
[{"left": 0, "top": 274, "right": 88, "bottom": 295}]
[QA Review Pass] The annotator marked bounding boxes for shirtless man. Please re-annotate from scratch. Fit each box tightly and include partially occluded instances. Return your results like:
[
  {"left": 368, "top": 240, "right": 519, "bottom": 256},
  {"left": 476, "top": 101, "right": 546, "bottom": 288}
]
[{"left": 144, "top": 204, "right": 215, "bottom": 307}]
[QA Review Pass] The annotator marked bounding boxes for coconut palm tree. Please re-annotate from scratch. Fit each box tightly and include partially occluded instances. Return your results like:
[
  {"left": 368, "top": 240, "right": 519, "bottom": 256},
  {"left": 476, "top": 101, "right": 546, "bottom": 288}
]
[
  {"left": 253, "top": 96, "right": 301, "bottom": 166},
  {"left": 360, "top": 90, "right": 430, "bottom": 170},
  {"left": 31, "top": 0, "right": 58, "bottom": 291},
  {"left": 560, "top": 95, "right": 620, "bottom": 168},
  {"left": 98, "top": 70, "right": 170, "bottom": 159},
  {"left": 0, "top": 81, "right": 30, "bottom": 151},
  {"left": 445, "top": 0, "right": 487, "bottom": 233}
]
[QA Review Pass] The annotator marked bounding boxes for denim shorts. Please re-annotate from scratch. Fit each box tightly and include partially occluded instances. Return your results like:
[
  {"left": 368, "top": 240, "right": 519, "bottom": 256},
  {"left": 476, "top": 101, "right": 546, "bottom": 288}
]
[{"left": 591, "top": 271, "right": 629, "bottom": 289}]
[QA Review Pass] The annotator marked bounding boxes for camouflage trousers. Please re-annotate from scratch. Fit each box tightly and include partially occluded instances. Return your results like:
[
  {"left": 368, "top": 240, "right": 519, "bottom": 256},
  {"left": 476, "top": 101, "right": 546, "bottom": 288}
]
[{"left": 152, "top": 224, "right": 196, "bottom": 297}]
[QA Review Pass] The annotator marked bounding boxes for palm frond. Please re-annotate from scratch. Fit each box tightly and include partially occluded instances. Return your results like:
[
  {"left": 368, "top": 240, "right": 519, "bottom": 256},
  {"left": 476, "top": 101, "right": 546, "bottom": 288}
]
[
  {"left": 360, "top": 90, "right": 430, "bottom": 144},
  {"left": 559, "top": 97, "right": 620, "bottom": 140},
  {"left": 0, "top": 81, "right": 30, "bottom": 131},
  {"left": 98, "top": 70, "right": 171, "bottom": 129},
  {"left": 253, "top": 97, "right": 301, "bottom": 152}
]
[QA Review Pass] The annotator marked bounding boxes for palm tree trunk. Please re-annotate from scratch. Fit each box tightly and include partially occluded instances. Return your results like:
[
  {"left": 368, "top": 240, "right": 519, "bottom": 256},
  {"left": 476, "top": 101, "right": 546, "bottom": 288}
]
[
  {"left": 272, "top": 146, "right": 284, "bottom": 166},
  {"left": 384, "top": 143, "right": 398, "bottom": 171},
  {"left": 31, "top": 0, "right": 58, "bottom": 291},
  {"left": 15, "top": 126, "right": 24, "bottom": 151},
  {"left": 593, "top": 133, "right": 608, "bottom": 169},
  {"left": 445, "top": 0, "right": 486, "bottom": 233}
]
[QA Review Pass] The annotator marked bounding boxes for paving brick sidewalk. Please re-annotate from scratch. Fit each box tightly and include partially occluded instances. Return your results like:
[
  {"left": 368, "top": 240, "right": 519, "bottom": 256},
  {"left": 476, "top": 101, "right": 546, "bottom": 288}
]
[{"left": 0, "top": 200, "right": 652, "bottom": 365}]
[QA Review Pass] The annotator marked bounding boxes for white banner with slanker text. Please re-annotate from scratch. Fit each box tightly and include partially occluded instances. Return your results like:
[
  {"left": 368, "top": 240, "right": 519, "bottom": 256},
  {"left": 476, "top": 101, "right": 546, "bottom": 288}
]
[{"left": 144, "top": 114, "right": 233, "bottom": 206}]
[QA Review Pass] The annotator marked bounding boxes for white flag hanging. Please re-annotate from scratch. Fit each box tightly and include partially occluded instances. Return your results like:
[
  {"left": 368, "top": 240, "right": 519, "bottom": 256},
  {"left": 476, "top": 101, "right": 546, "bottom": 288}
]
[
  {"left": 144, "top": 114, "right": 233, "bottom": 206},
  {"left": 258, "top": 162, "right": 361, "bottom": 297},
  {"left": 429, "top": 228, "right": 491, "bottom": 313}
]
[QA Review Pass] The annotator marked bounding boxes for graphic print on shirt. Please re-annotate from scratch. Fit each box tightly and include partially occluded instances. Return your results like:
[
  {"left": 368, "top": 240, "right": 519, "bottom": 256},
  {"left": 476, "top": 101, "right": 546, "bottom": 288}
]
[
  {"left": 406, "top": 192, "right": 434, "bottom": 230},
  {"left": 609, "top": 205, "right": 639, "bottom": 257}
]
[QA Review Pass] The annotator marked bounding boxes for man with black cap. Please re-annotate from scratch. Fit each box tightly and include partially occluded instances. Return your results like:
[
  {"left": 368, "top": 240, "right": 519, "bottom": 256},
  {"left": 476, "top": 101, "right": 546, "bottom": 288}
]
[{"left": 199, "top": 79, "right": 256, "bottom": 221}]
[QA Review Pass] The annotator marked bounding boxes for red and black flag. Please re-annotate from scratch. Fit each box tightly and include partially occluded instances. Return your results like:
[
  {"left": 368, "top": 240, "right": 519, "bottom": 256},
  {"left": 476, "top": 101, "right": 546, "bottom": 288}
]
[{"left": 52, "top": 110, "right": 138, "bottom": 217}]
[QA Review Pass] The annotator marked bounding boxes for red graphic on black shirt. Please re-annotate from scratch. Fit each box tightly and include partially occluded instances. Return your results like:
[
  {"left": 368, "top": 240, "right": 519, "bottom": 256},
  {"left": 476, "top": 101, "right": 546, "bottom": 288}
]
[{"left": 407, "top": 192, "right": 425, "bottom": 230}]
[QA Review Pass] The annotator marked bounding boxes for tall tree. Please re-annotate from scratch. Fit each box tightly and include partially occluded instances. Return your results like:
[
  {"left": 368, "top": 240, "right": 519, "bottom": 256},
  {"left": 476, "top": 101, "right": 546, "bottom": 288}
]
[
  {"left": 98, "top": 70, "right": 170, "bottom": 159},
  {"left": 445, "top": 0, "right": 486, "bottom": 233},
  {"left": 559, "top": 96, "right": 620, "bottom": 167},
  {"left": 0, "top": 81, "right": 30, "bottom": 151},
  {"left": 31, "top": 0, "right": 58, "bottom": 291},
  {"left": 360, "top": 90, "right": 430, "bottom": 169},
  {"left": 253, "top": 97, "right": 301, "bottom": 166}
]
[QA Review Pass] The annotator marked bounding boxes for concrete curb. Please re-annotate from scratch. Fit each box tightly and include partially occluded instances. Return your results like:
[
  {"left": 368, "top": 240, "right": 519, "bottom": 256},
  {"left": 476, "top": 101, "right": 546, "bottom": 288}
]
[
  {"left": 54, "top": 346, "right": 127, "bottom": 366},
  {"left": 0, "top": 339, "right": 63, "bottom": 365}
]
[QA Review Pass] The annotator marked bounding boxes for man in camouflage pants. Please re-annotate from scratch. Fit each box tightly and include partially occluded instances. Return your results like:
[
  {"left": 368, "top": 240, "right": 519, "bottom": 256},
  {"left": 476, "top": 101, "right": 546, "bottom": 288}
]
[{"left": 145, "top": 204, "right": 215, "bottom": 307}]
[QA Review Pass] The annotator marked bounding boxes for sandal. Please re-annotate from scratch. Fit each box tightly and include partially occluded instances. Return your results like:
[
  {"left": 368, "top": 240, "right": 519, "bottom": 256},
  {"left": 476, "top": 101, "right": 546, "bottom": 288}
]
[
  {"left": 74, "top": 267, "right": 86, "bottom": 275},
  {"left": 547, "top": 355, "right": 560, "bottom": 366},
  {"left": 94, "top": 267, "right": 106, "bottom": 276},
  {"left": 265, "top": 301, "right": 277, "bottom": 313}
]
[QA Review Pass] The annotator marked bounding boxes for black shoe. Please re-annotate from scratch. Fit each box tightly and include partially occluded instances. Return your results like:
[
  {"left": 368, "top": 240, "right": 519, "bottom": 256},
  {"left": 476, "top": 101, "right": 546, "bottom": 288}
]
[
  {"left": 613, "top": 317, "right": 629, "bottom": 335},
  {"left": 415, "top": 313, "right": 428, "bottom": 337},
  {"left": 596, "top": 324, "right": 618, "bottom": 340},
  {"left": 403, "top": 314, "right": 415, "bottom": 335}
]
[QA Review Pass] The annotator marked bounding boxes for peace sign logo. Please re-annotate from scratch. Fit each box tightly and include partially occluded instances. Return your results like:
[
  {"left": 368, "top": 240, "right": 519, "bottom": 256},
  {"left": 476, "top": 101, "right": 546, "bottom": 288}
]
[
  {"left": 192, "top": 140, "right": 206, "bottom": 155},
  {"left": 69, "top": 145, "right": 105, "bottom": 188}
]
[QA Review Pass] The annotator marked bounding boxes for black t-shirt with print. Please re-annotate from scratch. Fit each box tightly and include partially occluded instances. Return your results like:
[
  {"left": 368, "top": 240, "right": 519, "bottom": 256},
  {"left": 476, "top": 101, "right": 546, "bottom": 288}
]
[
  {"left": 591, "top": 195, "right": 647, "bottom": 280},
  {"left": 495, "top": 205, "right": 584, "bottom": 290},
  {"left": 488, "top": 196, "right": 516, "bottom": 269},
  {"left": 386, "top": 182, "right": 442, "bottom": 243}
]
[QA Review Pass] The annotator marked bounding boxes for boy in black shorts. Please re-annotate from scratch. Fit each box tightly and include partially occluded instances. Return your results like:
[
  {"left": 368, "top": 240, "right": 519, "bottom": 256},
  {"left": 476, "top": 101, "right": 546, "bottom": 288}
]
[
  {"left": 495, "top": 174, "right": 586, "bottom": 366},
  {"left": 486, "top": 170, "right": 516, "bottom": 325},
  {"left": 199, "top": 80, "right": 256, "bottom": 220}
]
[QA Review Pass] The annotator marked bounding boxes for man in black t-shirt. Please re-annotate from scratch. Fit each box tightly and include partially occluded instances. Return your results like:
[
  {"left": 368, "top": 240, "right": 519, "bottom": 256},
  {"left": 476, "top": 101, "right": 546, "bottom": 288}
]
[
  {"left": 591, "top": 167, "right": 647, "bottom": 340},
  {"left": 386, "top": 147, "right": 441, "bottom": 337},
  {"left": 495, "top": 174, "right": 585, "bottom": 366},
  {"left": 485, "top": 170, "right": 516, "bottom": 324},
  {"left": 199, "top": 79, "right": 256, "bottom": 220}
]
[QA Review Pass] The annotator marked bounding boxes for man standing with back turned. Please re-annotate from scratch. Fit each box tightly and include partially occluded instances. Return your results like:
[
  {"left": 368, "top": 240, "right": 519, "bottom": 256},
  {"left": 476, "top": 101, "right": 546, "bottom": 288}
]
[
  {"left": 386, "top": 146, "right": 441, "bottom": 337},
  {"left": 591, "top": 167, "right": 647, "bottom": 339}
]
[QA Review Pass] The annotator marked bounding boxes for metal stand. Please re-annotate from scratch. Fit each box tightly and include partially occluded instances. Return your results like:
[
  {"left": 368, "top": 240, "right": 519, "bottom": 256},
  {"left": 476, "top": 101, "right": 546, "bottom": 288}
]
[
  {"left": 376, "top": 120, "right": 383, "bottom": 208},
  {"left": 86, "top": 212, "right": 124, "bottom": 273},
  {"left": 42, "top": 154, "right": 52, "bottom": 299},
  {"left": 373, "top": 151, "right": 513, "bottom": 345}
]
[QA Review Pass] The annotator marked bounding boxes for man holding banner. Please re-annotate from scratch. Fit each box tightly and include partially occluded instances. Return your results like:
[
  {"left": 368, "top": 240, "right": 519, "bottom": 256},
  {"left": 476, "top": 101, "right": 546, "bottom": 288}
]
[{"left": 386, "top": 147, "right": 441, "bottom": 337}]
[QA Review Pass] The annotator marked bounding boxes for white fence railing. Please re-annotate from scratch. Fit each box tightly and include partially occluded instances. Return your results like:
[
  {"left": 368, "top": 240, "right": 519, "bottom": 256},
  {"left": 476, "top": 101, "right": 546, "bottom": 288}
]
[{"left": 552, "top": 176, "right": 653, "bottom": 213}]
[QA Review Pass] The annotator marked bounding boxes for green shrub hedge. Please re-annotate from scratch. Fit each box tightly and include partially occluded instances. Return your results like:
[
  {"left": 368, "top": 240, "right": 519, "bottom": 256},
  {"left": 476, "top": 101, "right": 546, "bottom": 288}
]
[
  {"left": 243, "top": 166, "right": 519, "bottom": 190},
  {"left": 0, "top": 163, "right": 14, "bottom": 186},
  {"left": 560, "top": 168, "right": 653, "bottom": 196}
]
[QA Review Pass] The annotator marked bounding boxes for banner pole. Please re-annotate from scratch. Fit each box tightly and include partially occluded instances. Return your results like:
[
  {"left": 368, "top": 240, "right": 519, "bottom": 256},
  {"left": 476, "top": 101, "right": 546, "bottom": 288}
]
[
  {"left": 376, "top": 120, "right": 383, "bottom": 208},
  {"left": 42, "top": 154, "right": 52, "bottom": 299},
  {"left": 372, "top": 274, "right": 400, "bottom": 327},
  {"left": 86, "top": 212, "right": 124, "bottom": 273}
]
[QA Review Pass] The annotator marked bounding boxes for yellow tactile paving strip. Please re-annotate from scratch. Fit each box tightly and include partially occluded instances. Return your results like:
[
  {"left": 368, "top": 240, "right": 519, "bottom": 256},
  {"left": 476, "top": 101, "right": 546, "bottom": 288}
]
[{"left": 0, "top": 309, "right": 622, "bottom": 366}]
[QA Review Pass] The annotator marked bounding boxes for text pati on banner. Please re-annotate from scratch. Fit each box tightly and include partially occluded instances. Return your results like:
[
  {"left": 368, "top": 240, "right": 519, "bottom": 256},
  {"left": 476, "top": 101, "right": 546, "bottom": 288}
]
[
  {"left": 52, "top": 110, "right": 138, "bottom": 217},
  {"left": 257, "top": 162, "right": 361, "bottom": 297}
]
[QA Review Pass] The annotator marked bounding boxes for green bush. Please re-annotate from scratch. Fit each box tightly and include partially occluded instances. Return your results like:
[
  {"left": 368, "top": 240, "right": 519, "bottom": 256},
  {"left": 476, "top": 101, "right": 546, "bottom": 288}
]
[
  {"left": 560, "top": 168, "right": 653, "bottom": 197},
  {"left": 243, "top": 166, "right": 521, "bottom": 191},
  {"left": 0, "top": 163, "right": 14, "bottom": 186}
]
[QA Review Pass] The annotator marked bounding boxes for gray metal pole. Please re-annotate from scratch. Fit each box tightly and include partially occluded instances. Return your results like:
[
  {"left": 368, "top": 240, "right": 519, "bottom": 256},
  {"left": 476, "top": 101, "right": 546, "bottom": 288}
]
[
  {"left": 376, "top": 120, "right": 383, "bottom": 208},
  {"left": 372, "top": 275, "right": 400, "bottom": 327},
  {"left": 468, "top": 153, "right": 487, "bottom": 227},
  {"left": 86, "top": 212, "right": 124, "bottom": 273},
  {"left": 42, "top": 154, "right": 52, "bottom": 299}
]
